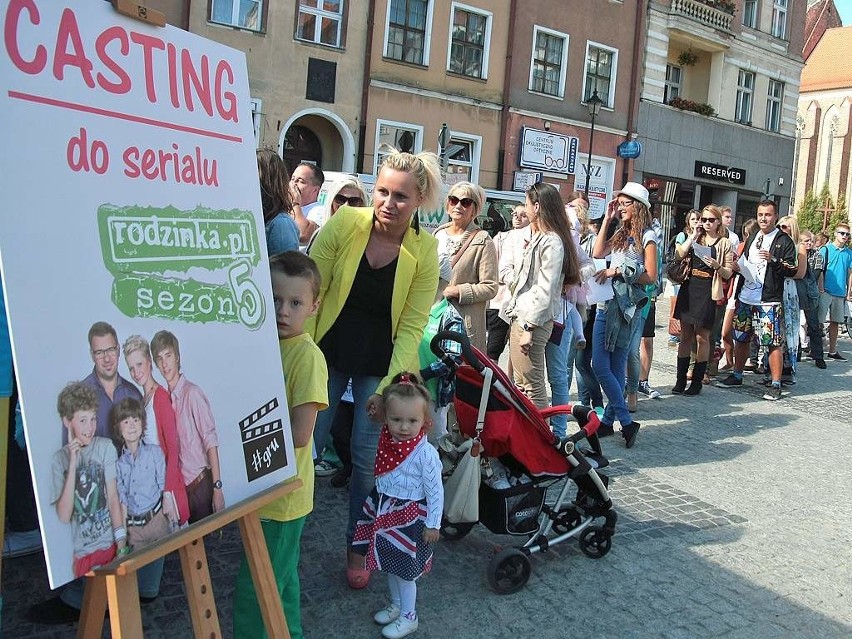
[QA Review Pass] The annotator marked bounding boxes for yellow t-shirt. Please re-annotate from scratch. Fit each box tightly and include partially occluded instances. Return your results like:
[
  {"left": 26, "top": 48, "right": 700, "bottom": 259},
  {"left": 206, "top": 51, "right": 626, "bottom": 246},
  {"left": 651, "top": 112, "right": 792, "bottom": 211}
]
[{"left": 258, "top": 333, "right": 328, "bottom": 522}]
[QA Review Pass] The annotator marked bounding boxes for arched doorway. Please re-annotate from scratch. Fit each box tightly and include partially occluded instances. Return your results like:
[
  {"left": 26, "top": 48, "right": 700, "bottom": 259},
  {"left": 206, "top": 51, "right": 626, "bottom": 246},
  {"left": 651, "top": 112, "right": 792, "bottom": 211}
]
[{"left": 283, "top": 125, "right": 322, "bottom": 174}]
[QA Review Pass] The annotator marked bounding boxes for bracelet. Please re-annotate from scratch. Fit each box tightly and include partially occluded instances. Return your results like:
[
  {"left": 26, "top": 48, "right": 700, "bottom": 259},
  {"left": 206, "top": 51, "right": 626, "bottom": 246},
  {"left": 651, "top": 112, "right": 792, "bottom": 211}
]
[{"left": 113, "top": 526, "right": 127, "bottom": 542}]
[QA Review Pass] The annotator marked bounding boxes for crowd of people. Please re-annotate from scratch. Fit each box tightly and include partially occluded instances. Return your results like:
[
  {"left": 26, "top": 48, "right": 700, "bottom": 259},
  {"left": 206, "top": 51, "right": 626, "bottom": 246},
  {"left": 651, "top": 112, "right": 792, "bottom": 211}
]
[{"left": 6, "top": 148, "right": 851, "bottom": 638}]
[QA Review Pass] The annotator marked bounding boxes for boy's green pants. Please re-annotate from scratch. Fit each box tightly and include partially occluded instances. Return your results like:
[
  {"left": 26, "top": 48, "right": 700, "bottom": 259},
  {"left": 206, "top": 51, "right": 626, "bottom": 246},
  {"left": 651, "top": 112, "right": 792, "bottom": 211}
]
[{"left": 232, "top": 516, "right": 306, "bottom": 639}]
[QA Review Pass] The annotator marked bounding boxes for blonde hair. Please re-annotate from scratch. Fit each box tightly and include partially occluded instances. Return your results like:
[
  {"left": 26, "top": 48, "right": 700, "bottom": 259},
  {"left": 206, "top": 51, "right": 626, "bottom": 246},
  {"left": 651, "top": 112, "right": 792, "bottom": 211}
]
[
  {"left": 573, "top": 199, "right": 591, "bottom": 237},
  {"left": 378, "top": 149, "right": 444, "bottom": 216},
  {"left": 778, "top": 215, "right": 800, "bottom": 244},
  {"left": 321, "top": 177, "right": 369, "bottom": 225},
  {"left": 447, "top": 181, "right": 486, "bottom": 216}
]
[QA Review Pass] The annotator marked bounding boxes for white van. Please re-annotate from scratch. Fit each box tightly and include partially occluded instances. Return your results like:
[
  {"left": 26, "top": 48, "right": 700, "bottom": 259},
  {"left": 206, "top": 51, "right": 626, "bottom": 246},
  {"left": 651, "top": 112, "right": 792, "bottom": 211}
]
[{"left": 317, "top": 172, "right": 524, "bottom": 236}]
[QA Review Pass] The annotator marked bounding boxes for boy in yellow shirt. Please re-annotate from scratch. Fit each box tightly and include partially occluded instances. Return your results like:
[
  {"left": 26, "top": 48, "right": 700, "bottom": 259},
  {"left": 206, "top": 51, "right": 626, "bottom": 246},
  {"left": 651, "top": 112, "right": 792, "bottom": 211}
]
[{"left": 232, "top": 251, "right": 328, "bottom": 639}]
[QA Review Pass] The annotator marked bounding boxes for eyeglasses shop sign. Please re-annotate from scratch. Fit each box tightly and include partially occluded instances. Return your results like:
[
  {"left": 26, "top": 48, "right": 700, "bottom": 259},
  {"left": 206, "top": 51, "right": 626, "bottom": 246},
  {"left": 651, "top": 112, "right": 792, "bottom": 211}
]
[
  {"left": 694, "top": 161, "right": 746, "bottom": 186},
  {"left": 520, "top": 127, "right": 579, "bottom": 174}
]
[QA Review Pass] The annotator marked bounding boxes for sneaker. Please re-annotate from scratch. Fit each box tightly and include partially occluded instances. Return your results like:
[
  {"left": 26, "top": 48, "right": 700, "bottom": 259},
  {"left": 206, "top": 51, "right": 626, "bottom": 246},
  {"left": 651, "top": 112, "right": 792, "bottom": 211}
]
[
  {"left": 2, "top": 528, "right": 42, "bottom": 558},
  {"left": 638, "top": 381, "right": 661, "bottom": 399},
  {"left": 828, "top": 352, "right": 846, "bottom": 361},
  {"left": 382, "top": 613, "right": 419, "bottom": 638},
  {"left": 716, "top": 374, "right": 743, "bottom": 388},
  {"left": 815, "top": 359, "right": 827, "bottom": 369},
  {"left": 374, "top": 604, "right": 401, "bottom": 625},
  {"left": 621, "top": 421, "right": 640, "bottom": 449},
  {"left": 314, "top": 460, "right": 338, "bottom": 477},
  {"left": 762, "top": 385, "right": 782, "bottom": 401},
  {"left": 743, "top": 360, "right": 757, "bottom": 372},
  {"left": 27, "top": 596, "right": 81, "bottom": 625}
]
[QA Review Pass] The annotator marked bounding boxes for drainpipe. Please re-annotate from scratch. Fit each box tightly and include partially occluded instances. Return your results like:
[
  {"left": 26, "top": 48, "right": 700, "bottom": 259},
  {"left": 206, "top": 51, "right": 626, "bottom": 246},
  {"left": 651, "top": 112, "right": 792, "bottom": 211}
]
[
  {"left": 497, "top": 0, "right": 518, "bottom": 190},
  {"left": 623, "top": 0, "right": 649, "bottom": 185},
  {"left": 182, "top": 0, "right": 191, "bottom": 30},
  {"left": 357, "top": 0, "right": 376, "bottom": 174}
]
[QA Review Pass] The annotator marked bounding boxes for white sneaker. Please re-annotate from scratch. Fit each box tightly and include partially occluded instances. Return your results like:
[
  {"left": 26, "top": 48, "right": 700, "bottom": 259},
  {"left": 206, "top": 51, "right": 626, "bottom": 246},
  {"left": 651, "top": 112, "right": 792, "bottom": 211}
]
[
  {"left": 638, "top": 381, "right": 661, "bottom": 400},
  {"left": 381, "top": 613, "right": 418, "bottom": 638},
  {"left": 373, "top": 604, "right": 400, "bottom": 625},
  {"left": 314, "top": 460, "right": 338, "bottom": 477}
]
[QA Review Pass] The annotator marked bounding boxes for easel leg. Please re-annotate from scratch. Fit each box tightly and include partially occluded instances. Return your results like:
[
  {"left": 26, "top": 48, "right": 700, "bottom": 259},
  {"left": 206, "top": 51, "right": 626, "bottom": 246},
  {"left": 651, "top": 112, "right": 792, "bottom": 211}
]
[
  {"left": 106, "top": 573, "right": 143, "bottom": 638},
  {"left": 0, "top": 397, "right": 8, "bottom": 626},
  {"left": 179, "top": 537, "right": 222, "bottom": 638},
  {"left": 237, "top": 513, "right": 289, "bottom": 639},
  {"left": 77, "top": 577, "right": 107, "bottom": 639}
]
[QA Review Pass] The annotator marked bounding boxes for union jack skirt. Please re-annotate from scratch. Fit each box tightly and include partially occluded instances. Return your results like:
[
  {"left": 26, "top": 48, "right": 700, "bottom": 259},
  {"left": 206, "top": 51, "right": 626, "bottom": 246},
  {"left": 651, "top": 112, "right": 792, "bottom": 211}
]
[{"left": 352, "top": 490, "right": 433, "bottom": 581}]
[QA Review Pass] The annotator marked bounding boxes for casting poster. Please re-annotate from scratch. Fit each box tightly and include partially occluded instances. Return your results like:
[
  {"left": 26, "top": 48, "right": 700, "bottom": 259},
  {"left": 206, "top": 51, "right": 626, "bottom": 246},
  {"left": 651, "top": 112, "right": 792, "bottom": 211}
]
[{"left": 0, "top": 0, "right": 295, "bottom": 588}]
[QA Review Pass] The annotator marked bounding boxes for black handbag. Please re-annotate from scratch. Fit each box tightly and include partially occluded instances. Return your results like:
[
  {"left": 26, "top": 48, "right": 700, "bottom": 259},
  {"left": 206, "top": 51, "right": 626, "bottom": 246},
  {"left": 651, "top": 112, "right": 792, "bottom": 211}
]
[{"left": 665, "top": 246, "right": 691, "bottom": 285}]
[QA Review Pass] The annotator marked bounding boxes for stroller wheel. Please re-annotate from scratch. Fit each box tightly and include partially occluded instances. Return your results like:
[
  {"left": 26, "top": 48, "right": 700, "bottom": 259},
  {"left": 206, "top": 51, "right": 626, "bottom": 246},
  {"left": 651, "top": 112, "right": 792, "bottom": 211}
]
[
  {"left": 578, "top": 525, "right": 612, "bottom": 559},
  {"left": 487, "top": 548, "right": 532, "bottom": 594},
  {"left": 440, "top": 519, "right": 476, "bottom": 541}
]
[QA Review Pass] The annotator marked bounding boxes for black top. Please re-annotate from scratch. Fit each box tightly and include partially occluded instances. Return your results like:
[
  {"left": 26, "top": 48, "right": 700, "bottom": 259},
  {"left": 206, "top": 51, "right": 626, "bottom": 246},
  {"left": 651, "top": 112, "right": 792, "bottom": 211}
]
[
  {"left": 689, "top": 238, "right": 717, "bottom": 277},
  {"left": 320, "top": 252, "right": 397, "bottom": 376}
]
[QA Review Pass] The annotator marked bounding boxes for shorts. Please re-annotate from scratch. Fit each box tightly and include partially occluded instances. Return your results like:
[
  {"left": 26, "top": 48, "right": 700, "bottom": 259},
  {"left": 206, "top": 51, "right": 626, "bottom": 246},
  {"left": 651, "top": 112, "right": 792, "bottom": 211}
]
[
  {"left": 642, "top": 303, "right": 656, "bottom": 338},
  {"left": 732, "top": 301, "right": 785, "bottom": 347},
  {"left": 819, "top": 293, "right": 846, "bottom": 324}
]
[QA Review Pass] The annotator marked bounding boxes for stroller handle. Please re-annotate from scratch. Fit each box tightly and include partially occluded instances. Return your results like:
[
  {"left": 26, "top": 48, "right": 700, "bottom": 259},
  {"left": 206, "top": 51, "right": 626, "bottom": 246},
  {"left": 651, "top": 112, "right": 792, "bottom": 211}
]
[{"left": 431, "top": 330, "right": 486, "bottom": 373}]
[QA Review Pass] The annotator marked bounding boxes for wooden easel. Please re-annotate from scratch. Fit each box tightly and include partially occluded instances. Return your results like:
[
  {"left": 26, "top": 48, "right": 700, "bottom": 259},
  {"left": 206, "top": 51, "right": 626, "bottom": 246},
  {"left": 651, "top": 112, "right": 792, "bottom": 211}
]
[
  {"left": 78, "top": 479, "right": 301, "bottom": 639},
  {"left": 0, "top": 397, "right": 9, "bottom": 626}
]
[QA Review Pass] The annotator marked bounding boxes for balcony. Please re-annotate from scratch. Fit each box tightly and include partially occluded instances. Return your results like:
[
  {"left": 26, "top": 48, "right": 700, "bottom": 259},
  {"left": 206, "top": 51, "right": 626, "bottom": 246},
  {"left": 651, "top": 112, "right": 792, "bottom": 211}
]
[{"left": 671, "top": 0, "right": 734, "bottom": 32}]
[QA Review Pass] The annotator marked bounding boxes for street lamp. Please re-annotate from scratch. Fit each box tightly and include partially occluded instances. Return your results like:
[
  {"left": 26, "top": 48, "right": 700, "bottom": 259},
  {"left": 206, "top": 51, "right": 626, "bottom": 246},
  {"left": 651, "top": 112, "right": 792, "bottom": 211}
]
[{"left": 583, "top": 90, "right": 603, "bottom": 199}]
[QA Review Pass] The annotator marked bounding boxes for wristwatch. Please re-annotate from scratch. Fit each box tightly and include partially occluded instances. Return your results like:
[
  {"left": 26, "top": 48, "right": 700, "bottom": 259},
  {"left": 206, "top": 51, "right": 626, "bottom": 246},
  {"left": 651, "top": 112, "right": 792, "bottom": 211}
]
[
  {"left": 522, "top": 323, "right": 535, "bottom": 332},
  {"left": 213, "top": 480, "right": 223, "bottom": 490}
]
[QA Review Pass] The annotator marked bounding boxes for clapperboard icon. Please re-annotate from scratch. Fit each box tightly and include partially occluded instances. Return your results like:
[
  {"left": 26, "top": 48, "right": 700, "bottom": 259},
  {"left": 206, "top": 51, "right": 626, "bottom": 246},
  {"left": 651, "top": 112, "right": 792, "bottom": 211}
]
[{"left": 240, "top": 397, "right": 288, "bottom": 482}]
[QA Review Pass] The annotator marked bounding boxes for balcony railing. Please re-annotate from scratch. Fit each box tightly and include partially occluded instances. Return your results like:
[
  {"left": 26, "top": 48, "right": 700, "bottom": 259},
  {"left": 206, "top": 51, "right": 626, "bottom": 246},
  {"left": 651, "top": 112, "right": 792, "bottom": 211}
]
[{"left": 671, "top": 0, "right": 734, "bottom": 32}]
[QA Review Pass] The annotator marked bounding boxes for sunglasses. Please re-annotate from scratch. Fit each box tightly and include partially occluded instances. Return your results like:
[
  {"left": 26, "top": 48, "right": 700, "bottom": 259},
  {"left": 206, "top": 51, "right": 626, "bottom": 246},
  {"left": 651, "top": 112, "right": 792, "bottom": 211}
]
[
  {"left": 837, "top": 231, "right": 850, "bottom": 237},
  {"left": 448, "top": 195, "right": 474, "bottom": 208},
  {"left": 616, "top": 200, "right": 635, "bottom": 208},
  {"left": 700, "top": 217, "right": 717, "bottom": 223},
  {"left": 334, "top": 194, "right": 364, "bottom": 207},
  {"left": 779, "top": 224, "right": 790, "bottom": 231}
]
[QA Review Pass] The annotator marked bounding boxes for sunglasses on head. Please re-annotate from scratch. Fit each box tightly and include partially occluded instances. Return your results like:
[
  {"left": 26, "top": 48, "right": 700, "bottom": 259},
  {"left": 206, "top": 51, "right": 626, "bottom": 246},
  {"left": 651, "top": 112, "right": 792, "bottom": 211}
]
[
  {"left": 448, "top": 195, "right": 474, "bottom": 208},
  {"left": 334, "top": 194, "right": 364, "bottom": 207}
]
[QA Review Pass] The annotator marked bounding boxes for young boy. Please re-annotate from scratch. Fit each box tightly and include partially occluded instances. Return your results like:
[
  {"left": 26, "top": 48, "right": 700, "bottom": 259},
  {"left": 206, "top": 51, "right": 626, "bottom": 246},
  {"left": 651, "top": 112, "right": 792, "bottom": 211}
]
[
  {"left": 52, "top": 382, "right": 126, "bottom": 578},
  {"left": 111, "top": 397, "right": 172, "bottom": 553},
  {"left": 232, "top": 250, "right": 328, "bottom": 639}
]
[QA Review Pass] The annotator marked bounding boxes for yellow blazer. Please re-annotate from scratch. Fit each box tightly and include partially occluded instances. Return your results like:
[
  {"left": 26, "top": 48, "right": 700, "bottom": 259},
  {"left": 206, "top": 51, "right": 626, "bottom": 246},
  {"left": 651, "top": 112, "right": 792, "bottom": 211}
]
[{"left": 307, "top": 207, "right": 439, "bottom": 392}]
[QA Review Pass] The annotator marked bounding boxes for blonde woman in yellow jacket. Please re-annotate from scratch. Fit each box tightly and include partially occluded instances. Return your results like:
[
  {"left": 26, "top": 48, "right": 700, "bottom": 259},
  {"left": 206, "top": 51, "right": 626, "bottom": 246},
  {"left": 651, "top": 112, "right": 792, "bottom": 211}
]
[{"left": 307, "top": 149, "right": 441, "bottom": 590}]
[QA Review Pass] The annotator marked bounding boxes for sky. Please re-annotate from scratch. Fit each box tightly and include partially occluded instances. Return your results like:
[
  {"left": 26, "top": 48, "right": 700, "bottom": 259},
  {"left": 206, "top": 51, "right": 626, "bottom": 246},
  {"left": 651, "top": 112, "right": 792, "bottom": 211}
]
[{"left": 836, "top": 0, "right": 852, "bottom": 26}]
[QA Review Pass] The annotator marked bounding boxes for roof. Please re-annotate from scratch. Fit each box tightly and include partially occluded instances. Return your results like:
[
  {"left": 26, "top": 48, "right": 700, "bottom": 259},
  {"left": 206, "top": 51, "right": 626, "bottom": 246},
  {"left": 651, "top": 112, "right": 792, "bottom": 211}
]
[{"left": 800, "top": 26, "right": 852, "bottom": 92}]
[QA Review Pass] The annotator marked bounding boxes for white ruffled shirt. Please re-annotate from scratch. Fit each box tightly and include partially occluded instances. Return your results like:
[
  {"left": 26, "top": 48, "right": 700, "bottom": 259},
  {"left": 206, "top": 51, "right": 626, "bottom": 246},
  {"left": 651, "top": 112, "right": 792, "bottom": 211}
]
[{"left": 375, "top": 438, "right": 444, "bottom": 529}]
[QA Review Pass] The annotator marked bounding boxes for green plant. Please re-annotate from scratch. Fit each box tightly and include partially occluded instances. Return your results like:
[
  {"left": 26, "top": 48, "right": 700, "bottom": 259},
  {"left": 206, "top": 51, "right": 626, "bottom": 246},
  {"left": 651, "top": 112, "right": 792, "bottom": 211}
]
[
  {"left": 797, "top": 184, "right": 849, "bottom": 233},
  {"left": 677, "top": 49, "right": 698, "bottom": 66},
  {"left": 668, "top": 97, "right": 716, "bottom": 117}
]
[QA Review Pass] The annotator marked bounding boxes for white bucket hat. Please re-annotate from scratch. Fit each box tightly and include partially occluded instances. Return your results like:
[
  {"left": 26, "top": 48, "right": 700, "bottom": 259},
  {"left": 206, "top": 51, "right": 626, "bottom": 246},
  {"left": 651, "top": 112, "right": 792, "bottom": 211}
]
[{"left": 613, "top": 182, "right": 651, "bottom": 210}]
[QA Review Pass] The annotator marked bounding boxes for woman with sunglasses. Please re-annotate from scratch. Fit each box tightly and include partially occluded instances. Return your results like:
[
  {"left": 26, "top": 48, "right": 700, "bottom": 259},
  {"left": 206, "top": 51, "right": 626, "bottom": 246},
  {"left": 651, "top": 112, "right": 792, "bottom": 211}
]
[
  {"left": 671, "top": 205, "right": 733, "bottom": 395},
  {"left": 777, "top": 216, "right": 808, "bottom": 384},
  {"left": 500, "top": 182, "right": 580, "bottom": 411},
  {"left": 304, "top": 177, "right": 369, "bottom": 253},
  {"left": 307, "top": 149, "right": 441, "bottom": 589},
  {"left": 591, "top": 182, "right": 657, "bottom": 447},
  {"left": 434, "top": 182, "right": 498, "bottom": 352}
]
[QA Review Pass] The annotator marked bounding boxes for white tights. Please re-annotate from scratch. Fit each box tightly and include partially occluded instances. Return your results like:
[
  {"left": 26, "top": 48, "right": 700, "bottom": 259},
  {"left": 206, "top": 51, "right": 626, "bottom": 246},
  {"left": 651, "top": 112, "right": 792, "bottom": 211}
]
[{"left": 387, "top": 574, "right": 417, "bottom": 618}]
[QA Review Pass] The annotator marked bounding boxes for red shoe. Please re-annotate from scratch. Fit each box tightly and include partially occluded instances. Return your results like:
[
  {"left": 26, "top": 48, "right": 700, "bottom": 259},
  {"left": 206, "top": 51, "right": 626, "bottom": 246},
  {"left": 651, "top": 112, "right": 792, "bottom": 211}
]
[{"left": 347, "top": 566, "right": 370, "bottom": 589}]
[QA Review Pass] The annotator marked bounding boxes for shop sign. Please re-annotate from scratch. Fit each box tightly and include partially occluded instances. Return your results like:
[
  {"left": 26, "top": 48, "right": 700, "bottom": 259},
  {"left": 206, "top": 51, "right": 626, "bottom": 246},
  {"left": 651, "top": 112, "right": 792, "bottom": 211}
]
[
  {"left": 617, "top": 140, "right": 642, "bottom": 159},
  {"left": 512, "top": 171, "right": 543, "bottom": 192},
  {"left": 694, "top": 161, "right": 746, "bottom": 185},
  {"left": 519, "top": 127, "right": 578, "bottom": 174}
]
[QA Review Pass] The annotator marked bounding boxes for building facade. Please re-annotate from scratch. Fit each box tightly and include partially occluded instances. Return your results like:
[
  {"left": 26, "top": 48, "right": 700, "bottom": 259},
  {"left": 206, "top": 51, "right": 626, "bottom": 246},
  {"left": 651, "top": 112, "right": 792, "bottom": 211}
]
[
  {"left": 793, "top": 26, "right": 852, "bottom": 216},
  {"left": 185, "top": 1, "right": 370, "bottom": 172},
  {"left": 634, "top": 0, "right": 805, "bottom": 243}
]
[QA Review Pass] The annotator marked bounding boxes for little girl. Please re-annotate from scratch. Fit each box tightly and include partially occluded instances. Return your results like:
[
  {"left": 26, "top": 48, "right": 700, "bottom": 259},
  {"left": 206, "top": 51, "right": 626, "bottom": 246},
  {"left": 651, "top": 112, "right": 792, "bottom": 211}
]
[{"left": 352, "top": 373, "right": 444, "bottom": 639}]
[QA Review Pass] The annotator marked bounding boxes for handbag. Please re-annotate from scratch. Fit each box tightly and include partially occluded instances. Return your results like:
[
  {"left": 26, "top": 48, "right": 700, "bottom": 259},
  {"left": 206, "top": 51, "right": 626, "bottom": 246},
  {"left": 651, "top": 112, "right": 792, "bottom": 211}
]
[
  {"left": 442, "top": 438, "right": 481, "bottom": 524},
  {"left": 665, "top": 252, "right": 691, "bottom": 285},
  {"left": 548, "top": 297, "right": 568, "bottom": 345}
]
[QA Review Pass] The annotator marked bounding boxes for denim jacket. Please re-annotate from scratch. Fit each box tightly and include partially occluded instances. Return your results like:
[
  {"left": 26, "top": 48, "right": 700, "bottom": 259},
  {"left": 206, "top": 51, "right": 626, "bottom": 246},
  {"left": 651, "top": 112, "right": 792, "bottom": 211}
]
[{"left": 603, "top": 254, "right": 649, "bottom": 352}]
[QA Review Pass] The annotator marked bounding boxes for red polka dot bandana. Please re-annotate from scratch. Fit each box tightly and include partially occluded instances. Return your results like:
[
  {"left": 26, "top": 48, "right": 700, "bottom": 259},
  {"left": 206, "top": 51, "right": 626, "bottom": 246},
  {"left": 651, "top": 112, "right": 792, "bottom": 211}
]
[{"left": 374, "top": 425, "right": 424, "bottom": 476}]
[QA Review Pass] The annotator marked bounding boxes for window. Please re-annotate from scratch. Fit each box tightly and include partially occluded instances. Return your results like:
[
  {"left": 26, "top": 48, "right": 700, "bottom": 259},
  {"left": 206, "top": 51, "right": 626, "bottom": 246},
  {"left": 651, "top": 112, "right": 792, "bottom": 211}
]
[
  {"left": 771, "top": 0, "right": 787, "bottom": 39},
  {"left": 583, "top": 43, "right": 618, "bottom": 107},
  {"left": 664, "top": 64, "right": 682, "bottom": 104},
  {"left": 296, "top": 0, "right": 344, "bottom": 47},
  {"left": 743, "top": 0, "right": 758, "bottom": 28},
  {"left": 448, "top": 4, "right": 491, "bottom": 80},
  {"left": 445, "top": 133, "right": 481, "bottom": 184},
  {"left": 735, "top": 70, "right": 754, "bottom": 125},
  {"left": 385, "top": 0, "right": 431, "bottom": 65},
  {"left": 210, "top": 0, "right": 262, "bottom": 31},
  {"left": 529, "top": 27, "right": 569, "bottom": 98},
  {"left": 374, "top": 120, "right": 423, "bottom": 173},
  {"left": 765, "top": 80, "right": 783, "bottom": 132}
]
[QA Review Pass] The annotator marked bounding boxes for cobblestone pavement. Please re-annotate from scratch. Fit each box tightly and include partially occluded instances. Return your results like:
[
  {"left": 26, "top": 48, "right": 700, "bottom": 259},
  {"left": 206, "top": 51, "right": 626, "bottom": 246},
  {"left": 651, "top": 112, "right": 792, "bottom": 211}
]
[{"left": 3, "top": 298, "right": 852, "bottom": 638}]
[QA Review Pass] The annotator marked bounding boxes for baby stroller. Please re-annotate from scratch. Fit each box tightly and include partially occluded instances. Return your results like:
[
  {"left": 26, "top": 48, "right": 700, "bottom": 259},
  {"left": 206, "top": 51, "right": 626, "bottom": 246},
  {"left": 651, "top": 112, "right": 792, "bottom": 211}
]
[{"left": 432, "top": 331, "right": 617, "bottom": 594}]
